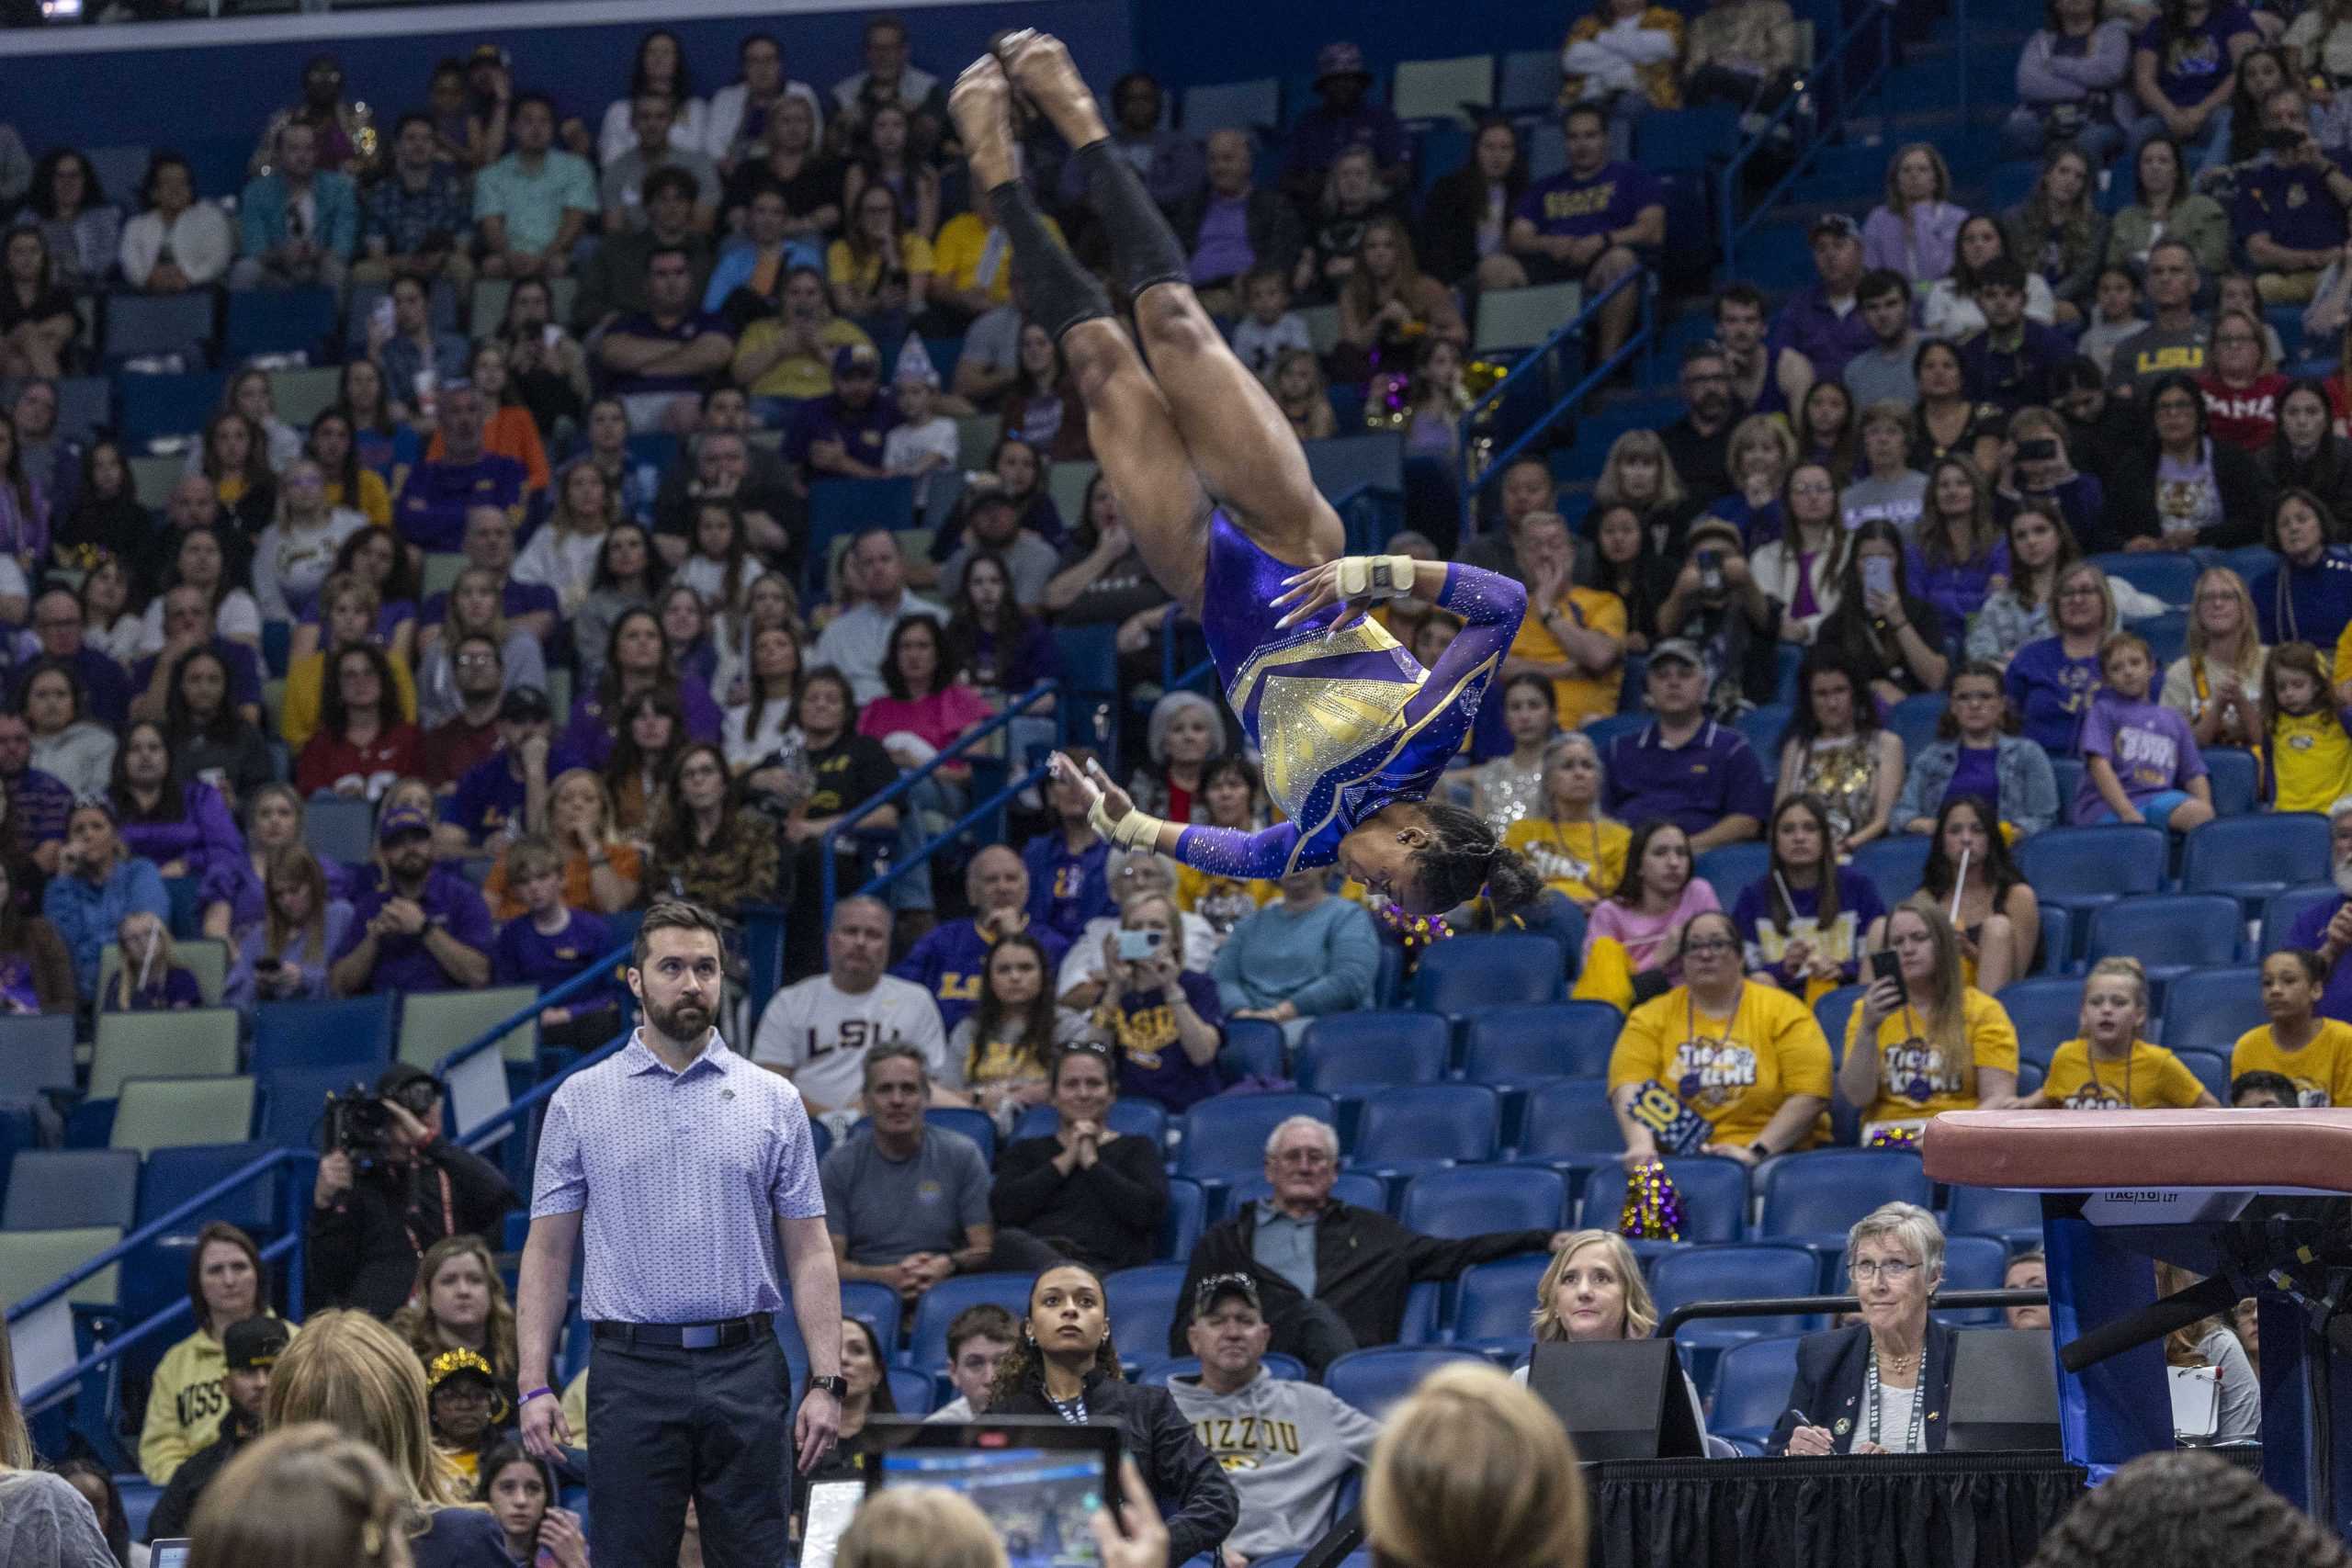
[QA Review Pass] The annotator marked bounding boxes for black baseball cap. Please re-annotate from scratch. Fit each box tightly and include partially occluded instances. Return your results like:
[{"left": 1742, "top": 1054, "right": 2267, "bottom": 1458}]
[
  {"left": 224, "top": 1316, "right": 290, "bottom": 1371},
  {"left": 1193, "top": 1272, "right": 1262, "bottom": 1316},
  {"left": 499, "top": 685, "right": 552, "bottom": 724}
]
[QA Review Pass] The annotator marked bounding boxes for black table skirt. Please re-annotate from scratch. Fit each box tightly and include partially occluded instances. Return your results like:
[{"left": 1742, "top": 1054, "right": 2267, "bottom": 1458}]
[{"left": 1589, "top": 1452, "right": 2088, "bottom": 1568}]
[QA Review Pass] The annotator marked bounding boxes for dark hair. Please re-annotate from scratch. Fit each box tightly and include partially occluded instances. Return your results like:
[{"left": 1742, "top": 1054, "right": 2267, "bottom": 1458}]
[
  {"left": 392, "top": 109, "right": 434, "bottom": 140},
  {"left": 186, "top": 1220, "right": 266, "bottom": 1329},
  {"left": 165, "top": 645, "right": 243, "bottom": 749},
  {"left": 631, "top": 897, "right": 727, "bottom": 970},
  {"left": 590, "top": 521, "right": 669, "bottom": 596},
  {"left": 50, "top": 1457, "right": 129, "bottom": 1564},
  {"left": 2146, "top": 371, "right": 2208, "bottom": 441},
  {"left": 109, "top": 716, "right": 192, "bottom": 829},
  {"left": 1920, "top": 794, "right": 2024, "bottom": 905},
  {"left": 2267, "top": 946, "right": 2327, "bottom": 986},
  {"left": 641, "top": 164, "right": 699, "bottom": 205},
  {"left": 1049, "top": 1040, "right": 1119, "bottom": 1094},
  {"left": 1408, "top": 798, "right": 1544, "bottom": 921},
  {"left": 336, "top": 357, "right": 396, "bottom": 436},
  {"left": 988, "top": 1264, "right": 1125, "bottom": 1408},
  {"left": 1913, "top": 334, "right": 1964, "bottom": 382},
  {"left": 1856, "top": 267, "right": 1911, "bottom": 306},
  {"left": 737, "top": 622, "right": 800, "bottom": 757},
  {"left": 18, "top": 658, "right": 84, "bottom": 728},
  {"left": 2231, "top": 1068, "right": 2302, "bottom": 1105},
  {"left": 944, "top": 550, "right": 1035, "bottom": 682},
  {"left": 628, "top": 28, "right": 694, "bottom": 101},
  {"left": 320, "top": 641, "right": 399, "bottom": 739},
  {"left": 1826, "top": 518, "right": 1923, "bottom": 621},
  {"left": 2023, "top": 1450, "right": 2351, "bottom": 1568},
  {"left": 306, "top": 406, "right": 364, "bottom": 502},
  {"left": 2132, "top": 134, "right": 2190, "bottom": 207},
  {"left": 792, "top": 665, "right": 860, "bottom": 738},
  {"left": 1784, "top": 648, "right": 1880, "bottom": 750},
  {"left": 332, "top": 517, "right": 420, "bottom": 604},
  {"left": 2266, "top": 462, "right": 2352, "bottom": 554},
  {"left": 2224, "top": 46, "right": 2293, "bottom": 164},
  {"left": 1939, "top": 659, "right": 2022, "bottom": 738},
  {"left": 605, "top": 686, "right": 688, "bottom": 810},
  {"left": 1763, "top": 795, "right": 1842, "bottom": 931},
  {"left": 1947, "top": 215, "right": 2016, "bottom": 297},
  {"left": 512, "top": 90, "right": 558, "bottom": 120},
  {"left": 595, "top": 607, "right": 678, "bottom": 711},
  {"left": 878, "top": 613, "right": 957, "bottom": 702},
  {"left": 649, "top": 743, "right": 741, "bottom": 866},
  {"left": 945, "top": 1303, "right": 1020, "bottom": 1361},
  {"left": 474, "top": 1439, "right": 556, "bottom": 1518},
  {"left": 139, "top": 151, "right": 194, "bottom": 208},
  {"left": 1713, "top": 282, "right": 1767, "bottom": 320},
  {"left": 1611, "top": 818, "right": 1691, "bottom": 906},
  {"left": 1500, "top": 671, "right": 1558, "bottom": 721},
  {"left": 201, "top": 410, "right": 273, "bottom": 493},
  {"left": 28, "top": 148, "right": 105, "bottom": 220},
  {"left": 1976, "top": 255, "right": 2029, "bottom": 294},
  {"left": 835, "top": 1317, "right": 899, "bottom": 1413},
  {"left": 966, "top": 931, "right": 1062, "bottom": 1089}
]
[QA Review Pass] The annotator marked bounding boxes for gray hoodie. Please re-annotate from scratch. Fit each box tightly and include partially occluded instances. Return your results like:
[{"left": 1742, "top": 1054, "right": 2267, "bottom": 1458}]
[{"left": 1167, "top": 1369, "right": 1384, "bottom": 1562}]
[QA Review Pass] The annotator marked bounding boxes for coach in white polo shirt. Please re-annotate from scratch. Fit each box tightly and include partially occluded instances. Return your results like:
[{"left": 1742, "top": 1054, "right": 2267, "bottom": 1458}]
[
  {"left": 516, "top": 898, "right": 843, "bottom": 1568},
  {"left": 752, "top": 894, "right": 947, "bottom": 1121}
]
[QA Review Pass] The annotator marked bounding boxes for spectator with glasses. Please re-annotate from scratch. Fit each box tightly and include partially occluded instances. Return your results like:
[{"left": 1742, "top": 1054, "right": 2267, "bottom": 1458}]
[{"left": 1770, "top": 1201, "right": 1960, "bottom": 1454}]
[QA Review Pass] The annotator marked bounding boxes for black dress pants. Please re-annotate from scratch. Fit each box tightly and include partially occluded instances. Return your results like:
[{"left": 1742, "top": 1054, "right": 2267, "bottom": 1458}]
[{"left": 588, "top": 1331, "right": 791, "bottom": 1568}]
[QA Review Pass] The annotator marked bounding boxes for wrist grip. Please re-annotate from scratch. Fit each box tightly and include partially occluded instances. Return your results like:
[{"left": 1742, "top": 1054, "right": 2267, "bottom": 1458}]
[
  {"left": 1337, "top": 555, "right": 1421, "bottom": 602},
  {"left": 1090, "top": 798, "right": 1166, "bottom": 850}
]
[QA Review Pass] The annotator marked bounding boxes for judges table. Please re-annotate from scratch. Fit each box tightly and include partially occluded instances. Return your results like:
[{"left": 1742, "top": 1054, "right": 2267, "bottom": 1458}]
[{"left": 1588, "top": 1451, "right": 2088, "bottom": 1568}]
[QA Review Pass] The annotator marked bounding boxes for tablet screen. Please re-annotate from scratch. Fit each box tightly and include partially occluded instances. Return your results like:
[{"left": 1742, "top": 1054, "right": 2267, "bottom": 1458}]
[
  {"left": 876, "top": 1443, "right": 1110, "bottom": 1567},
  {"left": 150, "top": 1545, "right": 191, "bottom": 1568}
]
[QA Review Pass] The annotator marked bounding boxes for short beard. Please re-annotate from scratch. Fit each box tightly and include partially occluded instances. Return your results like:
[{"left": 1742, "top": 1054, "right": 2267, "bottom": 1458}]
[{"left": 647, "top": 997, "right": 712, "bottom": 1044}]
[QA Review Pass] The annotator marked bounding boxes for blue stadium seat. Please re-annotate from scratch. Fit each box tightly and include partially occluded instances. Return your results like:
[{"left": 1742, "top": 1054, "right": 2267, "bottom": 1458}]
[
  {"left": 2264, "top": 885, "right": 2340, "bottom": 954},
  {"left": 1945, "top": 1183, "right": 2044, "bottom": 1249},
  {"left": 1218, "top": 1018, "right": 1287, "bottom": 1082},
  {"left": 249, "top": 995, "right": 396, "bottom": 1079},
  {"left": 886, "top": 1368, "right": 935, "bottom": 1414},
  {"left": 1103, "top": 1265, "right": 1190, "bottom": 1364},
  {"left": 1695, "top": 841, "right": 1770, "bottom": 906},
  {"left": 1297, "top": 1013, "right": 1452, "bottom": 1093},
  {"left": 2018, "top": 826, "right": 2167, "bottom": 918},
  {"left": 2, "top": 1150, "right": 139, "bottom": 1231},
  {"left": 2087, "top": 551, "right": 2199, "bottom": 604},
  {"left": 103, "top": 292, "right": 215, "bottom": 362},
  {"left": 1758, "top": 1151, "right": 1933, "bottom": 1249},
  {"left": 841, "top": 1280, "right": 903, "bottom": 1365},
  {"left": 1460, "top": 1000, "right": 1622, "bottom": 1083},
  {"left": 805, "top": 477, "right": 916, "bottom": 599},
  {"left": 2048, "top": 757, "right": 2084, "bottom": 812},
  {"left": 1735, "top": 704, "right": 1792, "bottom": 759},
  {"left": 903, "top": 1272, "right": 1036, "bottom": 1368},
  {"left": 2202, "top": 750, "right": 2260, "bottom": 817},
  {"left": 1219, "top": 1171, "right": 1388, "bottom": 1221},
  {"left": 1324, "top": 1346, "right": 1491, "bottom": 1417},
  {"left": 2137, "top": 612, "right": 2190, "bottom": 668},
  {"left": 1850, "top": 837, "right": 1931, "bottom": 914},
  {"left": 303, "top": 796, "right": 375, "bottom": 867},
  {"left": 1580, "top": 1156, "right": 1750, "bottom": 1241},
  {"left": 136, "top": 1143, "right": 278, "bottom": 1235},
  {"left": 1450, "top": 1253, "right": 1555, "bottom": 1348},
  {"left": 2084, "top": 894, "right": 2245, "bottom": 981},
  {"left": 1831, "top": 1232, "right": 2009, "bottom": 1325},
  {"left": 119, "top": 369, "right": 226, "bottom": 443},
  {"left": 1160, "top": 1179, "right": 1205, "bottom": 1262},
  {"left": 1177, "top": 1094, "right": 1338, "bottom": 1180},
  {"left": 2158, "top": 964, "right": 2261, "bottom": 1051},
  {"left": 1517, "top": 1080, "right": 1624, "bottom": 1163},
  {"left": 1883, "top": 695, "right": 1948, "bottom": 764},
  {"left": 1351, "top": 1085, "right": 1500, "bottom": 1171},
  {"left": 1182, "top": 78, "right": 1281, "bottom": 133},
  {"left": 1813, "top": 985, "right": 1864, "bottom": 1068},
  {"left": 1709, "top": 1334, "right": 1806, "bottom": 1446},
  {"left": 1996, "top": 976, "right": 2083, "bottom": 1067},
  {"left": 2182, "top": 814, "right": 2331, "bottom": 905},
  {"left": 0, "top": 1013, "right": 75, "bottom": 1101},
  {"left": 1651, "top": 1244, "right": 1825, "bottom": 1382},
  {"left": 223, "top": 286, "right": 335, "bottom": 359},
  {"left": 1410, "top": 936, "right": 1566, "bottom": 1011},
  {"left": 847, "top": 1109, "right": 999, "bottom": 1165},
  {"left": 2039, "top": 906, "right": 2074, "bottom": 976},
  {"left": 1398, "top": 1166, "right": 1567, "bottom": 1238},
  {"left": 2176, "top": 1047, "right": 2231, "bottom": 1103}
]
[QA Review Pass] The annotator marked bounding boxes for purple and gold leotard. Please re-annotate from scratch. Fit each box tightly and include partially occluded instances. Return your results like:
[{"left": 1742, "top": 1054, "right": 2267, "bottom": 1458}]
[{"left": 1174, "top": 512, "right": 1526, "bottom": 878}]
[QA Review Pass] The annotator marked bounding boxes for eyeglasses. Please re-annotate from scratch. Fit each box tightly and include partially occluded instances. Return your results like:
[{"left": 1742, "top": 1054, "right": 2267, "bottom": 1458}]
[
  {"left": 679, "top": 761, "right": 724, "bottom": 781},
  {"left": 1849, "top": 1258, "right": 1917, "bottom": 1282},
  {"left": 1682, "top": 937, "right": 1739, "bottom": 956},
  {"left": 2057, "top": 585, "right": 2103, "bottom": 600},
  {"left": 454, "top": 652, "right": 499, "bottom": 668},
  {"left": 1272, "top": 1147, "right": 1334, "bottom": 1168},
  {"left": 1789, "top": 480, "right": 1835, "bottom": 497}
]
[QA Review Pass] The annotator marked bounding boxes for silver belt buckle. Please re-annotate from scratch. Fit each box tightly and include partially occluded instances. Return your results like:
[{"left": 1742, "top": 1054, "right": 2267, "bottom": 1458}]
[{"left": 681, "top": 1324, "right": 722, "bottom": 1349}]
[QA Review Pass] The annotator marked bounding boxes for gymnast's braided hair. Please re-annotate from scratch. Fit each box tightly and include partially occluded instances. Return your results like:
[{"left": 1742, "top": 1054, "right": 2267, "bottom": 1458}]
[
  {"left": 1411, "top": 800, "right": 1544, "bottom": 922},
  {"left": 2026, "top": 1451, "right": 2352, "bottom": 1568}
]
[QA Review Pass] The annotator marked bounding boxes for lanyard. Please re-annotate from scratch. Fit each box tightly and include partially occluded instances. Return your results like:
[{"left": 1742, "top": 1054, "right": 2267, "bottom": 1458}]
[
  {"left": 1686, "top": 982, "right": 1745, "bottom": 1063},
  {"left": 1865, "top": 1344, "right": 1928, "bottom": 1452},
  {"left": 401, "top": 1162, "right": 457, "bottom": 1261},
  {"left": 2084, "top": 1043, "right": 2136, "bottom": 1107}
]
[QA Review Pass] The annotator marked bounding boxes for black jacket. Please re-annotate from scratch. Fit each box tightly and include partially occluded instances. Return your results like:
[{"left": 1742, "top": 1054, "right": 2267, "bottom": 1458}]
[
  {"left": 1170, "top": 185, "right": 1306, "bottom": 284},
  {"left": 306, "top": 1138, "right": 520, "bottom": 1318},
  {"left": 1764, "top": 1320, "right": 1959, "bottom": 1455},
  {"left": 1419, "top": 165, "right": 1524, "bottom": 287},
  {"left": 2105, "top": 437, "right": 2275, "bottom": 552},
  {"left": 990, "top": 1134, "right": 1170, "bottom": 1274},
  {"left": 145, "top": 1404, "right": 259, "bottom": 1541},
  {"left": 993, "top": 1369, "right": 1238, "bottom": 1565},
  {"left": 1170, "top": 1201, "right": 1555, "bottom": 1372}
]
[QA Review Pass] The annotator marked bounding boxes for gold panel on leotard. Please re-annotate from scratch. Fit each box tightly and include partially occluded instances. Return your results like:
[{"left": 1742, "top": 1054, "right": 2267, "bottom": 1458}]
[{"left": 1226, "top": 616, "right": 1422, "bottom": 825}]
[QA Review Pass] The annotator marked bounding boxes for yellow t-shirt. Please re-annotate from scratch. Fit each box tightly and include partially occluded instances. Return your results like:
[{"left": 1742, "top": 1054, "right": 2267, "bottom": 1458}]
[
  {"left": 327, "top": 471, "right": 392, "bottom": 528},
  {"left": 1608, "top": 982, "right": 1833, "bottom": 1148},
  {"left": 2271, "top": 707, "right": 2352, "bottom": 815},
  {"left": 277, "top": 648, "right": 421, "bottom": 753},
  {"left": 1504, "top": 814, "right": 1629, "bottom": 906},
  {"left": 932, "top": 210, "right": 1062, "bottom": 305},
  {"left": 1510, "top": 586, "right": 1627, "bottom": 730},
  {"left": 2040, "top": 1039, "right": 2207, "bottom": 1109},
  {"left": 730, "top": 315, "right": 875, "bottom": 401},
  {"left": 1844, "top": 986, "right": 2020, "bottom": 1126},
  {"left": 826, "top": 232, "right": 939, "bottom": 295},
  {"left": 2231, "top": 1019, "right": 2352, "bottom": 1106}
]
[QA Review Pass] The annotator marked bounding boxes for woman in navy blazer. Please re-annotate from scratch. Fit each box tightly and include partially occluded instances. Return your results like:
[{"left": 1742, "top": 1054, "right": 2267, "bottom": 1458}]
[{"left": 1768, "top": 1201, "right": 1959, "bottom": 1455}]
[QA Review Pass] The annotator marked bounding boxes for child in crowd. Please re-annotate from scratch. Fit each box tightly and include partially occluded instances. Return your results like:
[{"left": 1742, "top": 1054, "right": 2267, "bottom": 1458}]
[
  {"left": 2231, "top": 948, "right": 2352, "bottom": 1107},
  {"left": 2261, "top": 641, "right": 2352, "bottom": 812},
  {"left": 1229, "top": 264, "right": 1313, "bottom": 377},
  {"left": 1267, "top": 347, "right": 1339, "bottom": 441},
  {"left": 492, "top": 834, "right": 623, "bottom": 1052},
  {"left": 676, "top": 501, "right": 757, "bottom": 621},
  {"left": 2076, "top": 267, "right": 2147, "bottom": 378},
  {"left": 2074, "top": 632, "right": 2215, "bottom": 832},
  {"left": 2027, "top": 957, "right": 2215, "bottom": 1109},
  {"left": 101, "top": 909, "right": 200, "bottom": 1012},
  {"left": 882, "top": 340, "right": 959, "bottom": 508}
]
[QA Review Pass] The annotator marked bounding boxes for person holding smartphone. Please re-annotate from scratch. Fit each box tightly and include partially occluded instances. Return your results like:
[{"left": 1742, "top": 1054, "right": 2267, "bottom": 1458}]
[
  {"left": 1812, "top": 522, "right": 1950, "bottom": 705},
  {"left": 1081, "top": 890, "right": 1227, "bottom": 1109}
]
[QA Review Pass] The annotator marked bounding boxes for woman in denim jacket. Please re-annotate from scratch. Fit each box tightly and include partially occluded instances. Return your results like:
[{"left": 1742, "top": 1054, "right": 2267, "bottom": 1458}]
[{"left": 1892, "top": 660, "right": 2064, "bottom": 837}]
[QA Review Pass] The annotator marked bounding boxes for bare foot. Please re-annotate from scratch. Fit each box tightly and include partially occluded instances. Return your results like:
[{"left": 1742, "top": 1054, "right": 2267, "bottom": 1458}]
[
  {"left": 948, "top": 57, "right": 1021, "bottom": 192},
  {"left": 996, "top": 29, "right": 1109, "bottom": 148}
]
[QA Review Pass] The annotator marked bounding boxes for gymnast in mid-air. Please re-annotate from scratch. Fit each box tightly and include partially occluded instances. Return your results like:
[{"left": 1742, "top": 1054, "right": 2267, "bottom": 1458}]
[{"left": 958, "top": 32, "right": 1539, "bottom": 918}]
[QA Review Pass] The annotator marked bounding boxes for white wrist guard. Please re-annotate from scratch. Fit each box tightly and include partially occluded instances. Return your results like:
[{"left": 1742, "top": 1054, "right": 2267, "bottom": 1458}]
[
  {"left": 1090, "top": 798, "right": 1166, "bottom": 850},
  {"left": 1338, "top": 555, "right": 1420, "bottom": 602}
]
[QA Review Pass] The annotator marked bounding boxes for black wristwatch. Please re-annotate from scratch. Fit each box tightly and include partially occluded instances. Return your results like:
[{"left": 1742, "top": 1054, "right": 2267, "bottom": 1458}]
[
  {"left": 1749, "top": 1141, "right": 1773, "bottom": 1162},
  {"left": 809, "top": 1375, "right": 847, "bottom": 1400}
]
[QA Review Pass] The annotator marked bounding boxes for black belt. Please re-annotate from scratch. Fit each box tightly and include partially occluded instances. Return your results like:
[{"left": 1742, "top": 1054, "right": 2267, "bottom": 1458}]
[{"left": 592, "top": 1314, "right": 772, "bottom": 1350}]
